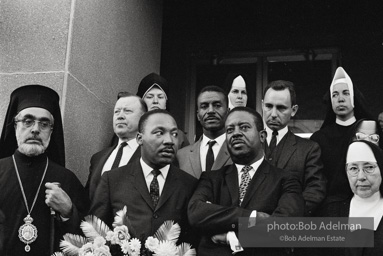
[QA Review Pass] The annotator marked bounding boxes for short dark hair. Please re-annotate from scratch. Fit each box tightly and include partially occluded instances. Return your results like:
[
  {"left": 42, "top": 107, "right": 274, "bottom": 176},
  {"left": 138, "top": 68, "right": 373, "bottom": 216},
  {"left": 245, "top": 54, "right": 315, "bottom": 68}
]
[
  {"left": 138, "top": 109, "right": 175, "bottom": 133},
  {"left": 263, "top": 80, "right": 297, "bottom": 106},
  {"left": 227, "top": 107, "right": 264, "bottom": 132},
  {"left": 117, "top": 92, "right": 148, "bottom": 113},
  {"left": 197, "top": 85, "right": 228, "bottom": 107}
]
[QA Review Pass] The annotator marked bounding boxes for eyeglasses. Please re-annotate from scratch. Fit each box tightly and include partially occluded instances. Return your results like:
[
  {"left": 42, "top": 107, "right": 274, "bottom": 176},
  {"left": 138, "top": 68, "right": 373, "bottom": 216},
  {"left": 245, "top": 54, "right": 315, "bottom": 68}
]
[
  {"left": 346, "top": 162, "right": 378, "bottom": 176},
  {"left": 15, "top": 118, "right": 53, "bottom": 131},
  {"left": 355, "top": 132, "right": 380, "bottom": 143}
]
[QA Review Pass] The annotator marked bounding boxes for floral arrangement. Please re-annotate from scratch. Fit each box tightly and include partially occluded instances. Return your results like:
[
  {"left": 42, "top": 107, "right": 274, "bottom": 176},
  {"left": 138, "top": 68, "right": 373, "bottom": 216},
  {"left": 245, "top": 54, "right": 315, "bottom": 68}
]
[{"left": 52, "top": 206, "right": 196, "bottom": 256}]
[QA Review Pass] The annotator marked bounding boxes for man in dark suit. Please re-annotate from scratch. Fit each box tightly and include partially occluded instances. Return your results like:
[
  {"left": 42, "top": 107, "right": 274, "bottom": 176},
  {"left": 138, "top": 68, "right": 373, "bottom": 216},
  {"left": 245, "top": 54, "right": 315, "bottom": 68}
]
[
  {"left": 262, "top": 80, "right": 326, "bottom": 216},
  {"left": 85, "top": 93, "right": 147, "bottom": 201},
  {"left": 90, "top": 109, "right": 198, "bottom": 243},
  {"left": 188, "top": 107, "right": 304, "bottom": 256},
  {"left": 177, "top": 86, "right": 232, "bottom": 179}
]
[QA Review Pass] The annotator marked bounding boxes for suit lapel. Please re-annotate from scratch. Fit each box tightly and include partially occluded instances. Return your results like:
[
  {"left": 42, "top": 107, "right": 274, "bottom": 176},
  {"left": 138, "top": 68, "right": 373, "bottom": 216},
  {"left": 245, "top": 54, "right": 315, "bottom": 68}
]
[
  {"left": 212, "top": 141, "right": 231, "bottom": 170},
  {"left": 91, "top": 146, "right": 115, "bottom": 190},
  {"left": 133, "top": 162, "right": 155, "bottom": 211},
  {"left": 225, "top": 165, "right": 240, "bottom": 206},
  {"left": 189, "top": 138, "right": 202, "bottom": 178},
  {"left": 276, "top": 131, "right": 296, "bottom": 169},
  {"left": 128, "top": 147, "right": 141, "bottom": 164},
  {"left": 241, "top": 160, "right": 268, "bottom": 208},
  {"left": 95, "top": 147, "right": 115, "bottom": 175},
  {"left": 156, "top": 166, "right": 178, "bottom": 211}
]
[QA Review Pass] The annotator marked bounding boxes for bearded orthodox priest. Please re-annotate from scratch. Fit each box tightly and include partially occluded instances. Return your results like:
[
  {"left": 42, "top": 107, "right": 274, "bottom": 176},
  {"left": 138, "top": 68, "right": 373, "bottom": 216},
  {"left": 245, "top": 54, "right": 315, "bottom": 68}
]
[{"left": 0, "top": 85, "right": 89, "bottom": 256}]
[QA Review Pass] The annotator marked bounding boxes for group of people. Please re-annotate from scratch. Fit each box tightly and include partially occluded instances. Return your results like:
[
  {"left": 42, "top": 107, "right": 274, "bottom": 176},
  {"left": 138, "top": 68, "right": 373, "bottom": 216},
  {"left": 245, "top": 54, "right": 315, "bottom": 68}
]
[{"left": 0, "top": 67, "right": 382, "bottom": 256}]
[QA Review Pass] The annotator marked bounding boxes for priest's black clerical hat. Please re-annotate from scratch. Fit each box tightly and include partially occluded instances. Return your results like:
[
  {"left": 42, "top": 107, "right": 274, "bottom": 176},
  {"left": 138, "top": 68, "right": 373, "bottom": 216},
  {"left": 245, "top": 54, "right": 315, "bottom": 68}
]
[{"left": 0, "top": 85, "right": 65, "bottom": 166}]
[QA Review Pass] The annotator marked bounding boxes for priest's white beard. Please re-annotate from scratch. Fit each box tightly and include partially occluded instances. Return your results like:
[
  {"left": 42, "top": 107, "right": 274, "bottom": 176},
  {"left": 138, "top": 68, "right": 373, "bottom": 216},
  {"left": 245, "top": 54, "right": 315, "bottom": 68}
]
[{"left": 16, "top": 135, "right": 50, "bottom": 157}]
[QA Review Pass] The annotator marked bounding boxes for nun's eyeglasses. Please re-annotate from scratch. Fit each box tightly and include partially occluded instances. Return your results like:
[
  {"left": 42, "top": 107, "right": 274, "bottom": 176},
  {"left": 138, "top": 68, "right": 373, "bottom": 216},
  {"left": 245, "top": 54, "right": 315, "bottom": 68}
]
[
  {"left": 346, "top": 162, "right": 378, "bottom": 176},
  {"left": 15, "top": 118, "right": 53, "bottom": 131},
  {"left": 355, "top": 132, "right": 380, "bottom": 143}
]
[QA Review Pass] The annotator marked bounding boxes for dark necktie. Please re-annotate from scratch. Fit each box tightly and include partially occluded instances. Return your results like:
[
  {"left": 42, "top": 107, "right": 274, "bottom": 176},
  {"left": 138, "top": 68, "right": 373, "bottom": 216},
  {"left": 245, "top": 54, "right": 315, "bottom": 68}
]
[
  {"left": 205, "top": 140, "right": 216, "bottom": 172},
  {"left": 239, "top": 165, "right": 252, "bottom": 205},
  {"left": 111, "top": 142, "right": 128, "bottom": 169},
  {"left": 268, "top": 130, "right": 278, "bottom": 154},
  {"left": 150, "top": 169, "right": 161, "bottom": 208}
]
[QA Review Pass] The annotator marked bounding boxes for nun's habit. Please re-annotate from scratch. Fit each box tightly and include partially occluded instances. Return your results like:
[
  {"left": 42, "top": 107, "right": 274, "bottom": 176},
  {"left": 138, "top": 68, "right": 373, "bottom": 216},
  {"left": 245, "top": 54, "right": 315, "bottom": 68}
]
[{"left": 311, "top": 67, "right": 373, "bottom": 199}]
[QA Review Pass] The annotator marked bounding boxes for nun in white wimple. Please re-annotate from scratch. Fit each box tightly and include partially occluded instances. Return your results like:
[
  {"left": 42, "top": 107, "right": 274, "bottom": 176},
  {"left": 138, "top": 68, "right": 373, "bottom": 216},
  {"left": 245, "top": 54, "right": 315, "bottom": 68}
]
[
  {"left": 226, "top": 74, "right": 248, "bottom": 109},
  {"left": 346, "top": 141, "right": 383, "bottom": 231},
  {"left": 318, "top": 141, "right": 383, "bottom": 255},
  {"left": 311, "top": 67, "right": 373, "bottom": 199}
]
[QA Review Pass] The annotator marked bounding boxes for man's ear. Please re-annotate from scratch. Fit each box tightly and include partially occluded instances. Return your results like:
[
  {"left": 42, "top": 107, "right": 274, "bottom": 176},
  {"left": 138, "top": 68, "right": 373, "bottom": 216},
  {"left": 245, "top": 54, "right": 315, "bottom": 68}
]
[
  {"left": 291, "top": 104, "right": 299, "bottom": 117},
  {"left": 259, "top": 129, "right": 267, "bottom": 143},
  {"left": 136, "top": 133, "right": 143, "bottom": 145}
]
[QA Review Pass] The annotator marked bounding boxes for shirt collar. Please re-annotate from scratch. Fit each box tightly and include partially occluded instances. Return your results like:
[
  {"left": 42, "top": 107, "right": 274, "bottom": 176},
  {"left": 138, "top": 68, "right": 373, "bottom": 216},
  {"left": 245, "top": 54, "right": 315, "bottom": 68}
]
[
  {"left": 140, "top": 158, "right": 170, "bottom": 179},
  {"left": 202, "top": 133, "right": 226, "bottom": 147},
  {"left": 235, "top": 156, "right": 264, "bottom": 176},
  {"left": 265, "top": 126, "right": 288, "bottom": 140},
  {"left": 118, "top": 138, "right": 139, "bottom": 149},
  {"left": 336, "top": 116, "right": 356, "bottom": 126}
]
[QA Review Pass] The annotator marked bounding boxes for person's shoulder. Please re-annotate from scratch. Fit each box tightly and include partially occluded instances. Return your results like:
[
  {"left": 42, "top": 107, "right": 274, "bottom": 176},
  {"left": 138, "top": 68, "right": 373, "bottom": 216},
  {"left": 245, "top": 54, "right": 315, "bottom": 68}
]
[
  {"left": 177, "top": 145, "right": 191, "bottom": 155},
  {"left": 47, "top": 160, "right": 85, "bottom": 185},
  {"left": 48, "top": 160, "right": 72, "bottom": 172},
  {"left": 105, "top": 160, "right": 139, "bottom": 178},
  {"left": 91, "top": 146, "right": 115, "bottom": 159},
  {"left": 263, "top": 160, "right": 291, "bottom": 177},
  {"left": 178, "top": 137, "right": 201, "bottom": 154},
  {"left": 172, "top": 164, "right": 198, "bottom": 182},
  {"left": 201, "top": 164, "right": 232, "bottom": 180},
  {"left": 0, "top": 156, "right": 12, "bottom": 165},
  {"left": 293, "top": 133, "right": 320, "bottom": 148},
  {"left": 178, "top": 142, "right": 196, "bottom": 154}
]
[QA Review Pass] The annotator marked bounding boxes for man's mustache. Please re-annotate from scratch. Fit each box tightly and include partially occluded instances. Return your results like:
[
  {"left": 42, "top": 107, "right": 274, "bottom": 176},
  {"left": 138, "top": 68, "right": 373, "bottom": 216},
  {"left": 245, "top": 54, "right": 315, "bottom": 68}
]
[{"left": 24, "top": 136, "right": 43, "bottom": 144}]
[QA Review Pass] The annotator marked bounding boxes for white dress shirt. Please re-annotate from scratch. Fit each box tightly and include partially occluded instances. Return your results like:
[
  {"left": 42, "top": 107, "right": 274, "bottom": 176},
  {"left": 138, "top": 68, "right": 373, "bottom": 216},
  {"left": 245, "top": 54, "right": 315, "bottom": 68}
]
[
  {"left": 199, "top": 133, "right": 226, "bottom": 172},
  {"left": 140, "top": 158, "right": 169, "bottom": 196},
  {"left": 234, "top": 157, "right": 264, "bottom": 186},
  {"left": 101, "top": 138, "right": 139, "bottom": 175},
  {"left": 227, "top": 157, "right": 265, "bottom": 253},
  {"left": 265, "top": 126, "right": 288, "bottom": 146}
]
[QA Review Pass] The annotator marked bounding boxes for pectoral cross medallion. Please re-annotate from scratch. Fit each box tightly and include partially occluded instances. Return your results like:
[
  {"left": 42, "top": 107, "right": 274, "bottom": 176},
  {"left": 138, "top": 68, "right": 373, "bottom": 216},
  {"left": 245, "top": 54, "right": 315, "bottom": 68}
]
[{"left": 18, "top": 215, "right": 38, "bottom": 252}]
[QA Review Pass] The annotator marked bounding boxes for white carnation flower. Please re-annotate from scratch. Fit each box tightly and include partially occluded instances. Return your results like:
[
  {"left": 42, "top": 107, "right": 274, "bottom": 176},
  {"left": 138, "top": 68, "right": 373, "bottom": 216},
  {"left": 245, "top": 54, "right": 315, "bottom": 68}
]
[{"left": 129, "top": 238, "right": 141, "bottom": 254}]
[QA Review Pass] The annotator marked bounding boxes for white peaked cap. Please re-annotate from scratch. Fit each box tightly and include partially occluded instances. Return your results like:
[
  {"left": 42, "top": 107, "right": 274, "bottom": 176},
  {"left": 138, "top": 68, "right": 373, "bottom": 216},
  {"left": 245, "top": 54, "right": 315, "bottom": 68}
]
[
  {"left": 232, "top": 75, "right": 246, "bottom": 88},
  {"left": 346, "top": 142, "right": 376, "bottom": 164},
  {"left": 358, "top": 121, "right": 378, "bottom": 134},
  {"left": 330, "top": 67, "right": 354, "bottom": 108}
]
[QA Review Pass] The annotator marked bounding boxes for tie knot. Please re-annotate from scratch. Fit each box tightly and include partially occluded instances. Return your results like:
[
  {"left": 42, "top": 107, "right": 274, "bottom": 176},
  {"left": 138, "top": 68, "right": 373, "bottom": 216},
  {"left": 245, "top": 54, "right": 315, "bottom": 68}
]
[
  {"left": 242, "top": 165, "right": 252, "bottom": 174},
  {"left": 208, "top": 140, "right": 216, "bottom": 148},
  {"left": 272, "top": 130, "right": 278, "bottom": 136},
  {"left": 120, "top": 142, "right": 128, "bottom": 148},
  {"left": 151, "top": 169, "right": 161, "bottom": 177}
]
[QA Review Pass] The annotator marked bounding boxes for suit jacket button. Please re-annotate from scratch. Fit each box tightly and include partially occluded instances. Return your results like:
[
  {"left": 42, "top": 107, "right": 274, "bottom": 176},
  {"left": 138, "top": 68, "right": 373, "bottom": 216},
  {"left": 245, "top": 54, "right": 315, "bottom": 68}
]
[
  {"left": 232, "top": 224, "right": 236, "bottom": 228},
  {"left": 153, "top": 214, "right": 159, "bottom": 219}
]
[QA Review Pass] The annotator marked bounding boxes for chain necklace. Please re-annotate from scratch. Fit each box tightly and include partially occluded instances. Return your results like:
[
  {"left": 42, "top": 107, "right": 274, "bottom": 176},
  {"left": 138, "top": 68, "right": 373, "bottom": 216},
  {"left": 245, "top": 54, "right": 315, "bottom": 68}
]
[{"left": 12, "top": 155, "right": 48, "bottom": 253}]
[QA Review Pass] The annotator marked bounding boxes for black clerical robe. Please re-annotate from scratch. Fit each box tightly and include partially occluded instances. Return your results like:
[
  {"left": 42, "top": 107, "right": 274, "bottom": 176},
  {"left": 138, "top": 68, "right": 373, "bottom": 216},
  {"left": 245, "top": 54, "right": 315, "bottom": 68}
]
[
  {"left": 0, "top": 150, "right": 90, "bottom": 256},
  {"left": 310, "top": 123, "right": 354, "bottom": 199}
]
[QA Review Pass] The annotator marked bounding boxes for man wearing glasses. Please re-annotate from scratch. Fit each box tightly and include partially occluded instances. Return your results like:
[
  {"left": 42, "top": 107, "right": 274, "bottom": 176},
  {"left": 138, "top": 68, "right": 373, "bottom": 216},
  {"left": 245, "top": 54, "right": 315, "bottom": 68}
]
[{"left": 0, "top": 85, "right": 89, "bottom": 256}]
